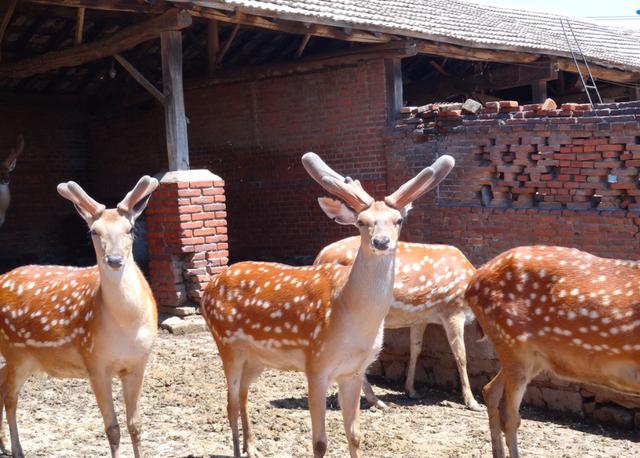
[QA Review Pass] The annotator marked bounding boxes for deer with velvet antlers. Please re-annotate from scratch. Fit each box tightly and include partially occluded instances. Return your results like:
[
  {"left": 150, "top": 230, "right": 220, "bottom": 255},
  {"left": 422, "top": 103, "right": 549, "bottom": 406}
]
[
  {"left": 465, "top": 246, "right": 640, "bottom": 458},
  {"left": 315, "top": 238, "right": 481, "bottom": 411},
  {"left": 201, "top": 152, "right": 455, "bottom": 458},
  {"left": 0, "top": 176, "right": 159, "bottom": 458},
  {"left": 0, "top": 135, "right": 24, "bottom": 228}
]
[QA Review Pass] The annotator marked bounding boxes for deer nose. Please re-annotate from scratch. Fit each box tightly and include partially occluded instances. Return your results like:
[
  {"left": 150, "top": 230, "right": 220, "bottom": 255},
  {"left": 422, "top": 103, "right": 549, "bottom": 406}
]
[
  {"left": 106, "top": 255, "right": 124, "bottom": 269},
  {"left": 372, "top": 236, "right": 391, "bottom": 251}
]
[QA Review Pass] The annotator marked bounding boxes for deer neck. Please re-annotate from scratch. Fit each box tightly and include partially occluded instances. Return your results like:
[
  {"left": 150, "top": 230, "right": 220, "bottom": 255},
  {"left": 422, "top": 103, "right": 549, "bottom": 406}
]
[
  {"left": 97, "top": 257, "right": 152, "bottom": 327},
  {"left": 336, "top": 240, "right": 396, "bottom": 335}
]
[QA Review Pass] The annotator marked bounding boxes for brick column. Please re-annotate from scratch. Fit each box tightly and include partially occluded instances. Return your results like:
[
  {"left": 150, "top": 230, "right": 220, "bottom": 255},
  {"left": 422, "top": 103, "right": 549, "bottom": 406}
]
[{"left": 147, "top": 169, "right": 228, "bottom": 316}]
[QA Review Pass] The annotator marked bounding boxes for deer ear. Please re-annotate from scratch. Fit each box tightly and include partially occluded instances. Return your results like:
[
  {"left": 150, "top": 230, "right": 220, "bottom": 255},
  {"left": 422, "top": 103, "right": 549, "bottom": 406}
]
[
  {"left": 317, "top": 197, "right": 357, "bottom": 225},
  {"left": 6, "top": 158, "right": 17, "bottom": 173}
]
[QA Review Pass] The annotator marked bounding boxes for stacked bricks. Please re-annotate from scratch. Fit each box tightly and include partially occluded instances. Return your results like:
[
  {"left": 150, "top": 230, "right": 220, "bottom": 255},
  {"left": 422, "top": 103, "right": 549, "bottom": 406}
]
[{"left": 146, "top": 169, "right": 228, "bottom": 316}]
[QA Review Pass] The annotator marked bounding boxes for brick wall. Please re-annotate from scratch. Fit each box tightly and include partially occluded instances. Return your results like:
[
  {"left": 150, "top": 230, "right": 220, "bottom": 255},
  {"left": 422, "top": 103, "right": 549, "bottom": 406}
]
[
  {"left": 378, "top": 100, "right": 640, "bottom": 428},
  {"left": 0, "top": 97, "right": 91, "bottom": 271}
]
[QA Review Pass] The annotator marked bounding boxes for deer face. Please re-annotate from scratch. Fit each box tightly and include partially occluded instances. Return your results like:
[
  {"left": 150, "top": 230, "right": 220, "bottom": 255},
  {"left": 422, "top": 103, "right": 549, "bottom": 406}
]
[
  {"left": 57, "top": 176, "right": 158, "bottom": 272},
  {"left": 0, "top": 135, "right": 25, "bottom": 228},
  {"left": 88, "top": 210, "right": 135, "bottom": 271}
]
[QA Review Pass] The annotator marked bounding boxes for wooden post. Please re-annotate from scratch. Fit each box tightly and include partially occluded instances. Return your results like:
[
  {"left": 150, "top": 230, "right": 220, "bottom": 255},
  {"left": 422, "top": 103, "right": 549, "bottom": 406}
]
[
  {"left": 207, "top": 20, "right": 219, "bottom": 76},
  {"left": 74, "top": 7, "right": 85, "bottom": 45},
  {"left": 161, "top": 30, "right": 189, "bottom": 171},
  {"left": 385, "top": 58, "right": 403, "bottom": 122},
  {"left": 531, "top": 80, "right": 547, "bottom": 103}
]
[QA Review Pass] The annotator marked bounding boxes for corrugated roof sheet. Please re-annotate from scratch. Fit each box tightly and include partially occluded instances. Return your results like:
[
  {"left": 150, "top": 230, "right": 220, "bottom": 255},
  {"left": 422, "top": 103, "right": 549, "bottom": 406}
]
[{"left": 178, "top": 0, "right": 640, "bottom": 71}]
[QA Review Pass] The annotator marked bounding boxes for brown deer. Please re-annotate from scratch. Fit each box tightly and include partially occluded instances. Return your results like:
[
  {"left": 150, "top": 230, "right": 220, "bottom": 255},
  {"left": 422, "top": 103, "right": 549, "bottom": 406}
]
[
  {"left": 0, "top": 176, "right": 159, "bottom": 458},
  {"left": 201, "top": 152, "right": 455, "bottom": 458},
  {"left": 465, "top": 245, "right": 640, "bottom": 458},
  {"left": 0, "top": 135, "right": 24, "bottom": 228},
  {"left": 315, "top": 238, "right": 481, "bottom": 411}
]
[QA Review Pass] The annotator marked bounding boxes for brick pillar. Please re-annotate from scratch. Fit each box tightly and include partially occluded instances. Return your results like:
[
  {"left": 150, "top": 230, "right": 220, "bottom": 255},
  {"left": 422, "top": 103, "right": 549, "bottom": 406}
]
[{"left": 147, "top": 169, "right": 228, "bottom": 316}]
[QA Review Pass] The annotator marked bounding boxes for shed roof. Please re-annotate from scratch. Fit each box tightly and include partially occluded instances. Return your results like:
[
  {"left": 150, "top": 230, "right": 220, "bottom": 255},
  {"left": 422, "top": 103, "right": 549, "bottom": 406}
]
[{"left": 178, "top": 0, "right": 640, "bottom": 72}]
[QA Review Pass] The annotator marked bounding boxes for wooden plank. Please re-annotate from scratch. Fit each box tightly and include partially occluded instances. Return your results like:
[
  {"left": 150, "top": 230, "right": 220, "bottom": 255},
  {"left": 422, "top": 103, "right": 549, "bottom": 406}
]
[
  {"left": 113, "top": 53, "right": 165, "bottom": 105},
  {"left": 207, "top": 19, "right": 219, "bottom": 76},
  {"left": 191, "top": 40, "right": 417, "bottom": 89},
  {"left": 217, "top": 23, "right": 240, "bottom": 64},
  {"left": 189, "top": 7, "right": 392, "bottom": 44},
  {"left": 481, "top": 61, "right": 557, "bottom": 90},
  {"left": 556, "top": 58, "right": 639, "bottom": 84},
  {"left": 0, "top": 0, "right": 18, "bottom": 64},
  {"left": 416, "top": 41, "right": 539, "bottom": 63},
  {"left": 296, "top": 33, "right": 311, "bottom": 58},
  {"left": 74, "top": 7, "right": 85, "bottom": 44},
  {"left": 0, "top": 9, "right": 192, "bottom": 78},
  {"left": 22, "top": 0, "right": 166, "bottom": 13},
  {"left": 161, "top": 30, "right": 189, "bottom": 171}
]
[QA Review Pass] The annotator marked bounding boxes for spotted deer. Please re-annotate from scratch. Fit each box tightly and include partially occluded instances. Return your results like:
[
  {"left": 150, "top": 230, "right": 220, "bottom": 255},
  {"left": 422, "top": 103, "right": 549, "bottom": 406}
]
[
  {"left": 201, "top": 152, "right": 455, "bottom": 458},
  {"left": 465, "top": 246, "right": 640, "bottom": 458},
  {"left": 0, "top": 135, "right": 24, "bottom": 228},
  {"left": 0, "top": 176, "right": 159, "bottom": 458},
  {"left": 315, "top": 237, "right": 481, "bottom": 411}
]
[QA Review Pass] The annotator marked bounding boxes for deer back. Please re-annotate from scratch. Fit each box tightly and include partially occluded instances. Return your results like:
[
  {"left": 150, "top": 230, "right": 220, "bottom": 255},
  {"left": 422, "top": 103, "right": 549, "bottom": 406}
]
[
  {"left": 0, "top": 265, "right": 100, "bottom": 350},
  {"left": 202, "top": 261, "right": 350, "bottom": 351},
  {"left": 466, "top": 246, "right": 640, "bottom": 393}
]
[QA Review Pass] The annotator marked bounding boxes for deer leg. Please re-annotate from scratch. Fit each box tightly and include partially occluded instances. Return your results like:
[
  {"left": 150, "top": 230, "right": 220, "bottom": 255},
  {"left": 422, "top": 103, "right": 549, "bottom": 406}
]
[
  {"left": 502, "top": 364, "right": 536, "bottom": 458},
  {"left": 89, "top": 370, "right": 120, "bottom": 458},
  {"left": 361, "top": 376, "right": 387, "bottom": 410},
  {"left": 307, "top": 375, "right": 329, "bottom": 458},
  {"left": 0, "top": 365, "right": 8, "bottom": 454},
  {"left": 405, "top": 323, "right": 427, "bottom": 398},
  {"left": 121, "top": 368, "right": 145, "bottom": 458},
  {"left": 222, "top": 352, "right": 245, "bottom": 458},
  {"left": 483, "top": 370, "right": 506, "bottom": 458},
  {"left": 338, "top": 375, "right": 363, "bottom": 458},
  {"left": 240, "top": 361, "right": 264, "bottom": 458},
  {"left": 3, "top": 364, "right": 29, "bottom": 458},
  {"left": 443, "top": 313, "right": 482, "bottom": 411}
]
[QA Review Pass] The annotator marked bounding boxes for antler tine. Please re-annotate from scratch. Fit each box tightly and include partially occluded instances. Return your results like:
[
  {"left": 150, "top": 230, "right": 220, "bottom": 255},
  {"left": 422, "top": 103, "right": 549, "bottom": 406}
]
[
  {"left": 302, "top": 152, "right": 374, "bottom": 212},
  {"left": 385, "top": 155, "right": 455, "bottom": 209},
  {"left": 117, "top": 175, "right": 159, "bottom": 213},
  {"left": 57, "top": 181, "right": 105, "bottom": 218}
]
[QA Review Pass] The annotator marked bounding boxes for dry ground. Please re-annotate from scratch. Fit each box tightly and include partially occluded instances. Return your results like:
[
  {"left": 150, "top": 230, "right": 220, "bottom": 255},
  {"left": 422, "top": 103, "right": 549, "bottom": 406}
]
[{"left": 5, "top": 331, "right": 638, "bottom": 457}]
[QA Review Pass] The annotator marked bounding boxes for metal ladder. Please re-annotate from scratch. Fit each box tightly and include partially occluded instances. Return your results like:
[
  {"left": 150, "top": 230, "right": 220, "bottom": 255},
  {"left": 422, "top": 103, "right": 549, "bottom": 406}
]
[{"left": 560, "top": 18, "right": 603, "bottom": 105}]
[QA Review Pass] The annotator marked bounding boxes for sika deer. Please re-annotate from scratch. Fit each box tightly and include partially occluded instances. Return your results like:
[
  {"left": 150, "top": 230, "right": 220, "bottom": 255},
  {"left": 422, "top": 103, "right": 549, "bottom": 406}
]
[
  {"left": 315, "top": 238, "right": 480, "bottom": 410},
  {"left": 0, "top": 135, "right": 24, "bottom": 228},
  {"left": 465, "top": 246, "right": 640, "bottom": 458},
  {"left": 0, "top": 176, "right": 159, "bottom": 458},
  {"left": 201, "top": 152, "right": 455, "bottom": 458}
]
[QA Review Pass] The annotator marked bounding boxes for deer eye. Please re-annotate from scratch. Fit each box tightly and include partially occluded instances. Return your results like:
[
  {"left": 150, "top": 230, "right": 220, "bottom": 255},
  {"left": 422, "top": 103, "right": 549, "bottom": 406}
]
[
  {"left": 396, "top": 218, "right": 404, "bottom": 225},
  {"left": 127, "top": 227, "right": 134, "bottom": 235},
  {"left": 357, "top": 220, "right": 366, "bottom": 227},
  {"left": 89, "top": 229, "right": 98, "bottom": 236}
]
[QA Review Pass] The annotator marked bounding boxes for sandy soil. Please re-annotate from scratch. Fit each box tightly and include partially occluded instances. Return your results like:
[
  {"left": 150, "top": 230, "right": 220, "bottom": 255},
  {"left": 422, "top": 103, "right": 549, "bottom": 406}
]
[{"left": 5, "top": 330, "right": 638, "bottom": 457}]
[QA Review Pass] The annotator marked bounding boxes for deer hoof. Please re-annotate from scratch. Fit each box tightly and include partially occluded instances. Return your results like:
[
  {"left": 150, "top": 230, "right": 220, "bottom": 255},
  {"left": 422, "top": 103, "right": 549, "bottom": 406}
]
[{"left": 466, "top": 399, "right": 484, "bottom": 412}]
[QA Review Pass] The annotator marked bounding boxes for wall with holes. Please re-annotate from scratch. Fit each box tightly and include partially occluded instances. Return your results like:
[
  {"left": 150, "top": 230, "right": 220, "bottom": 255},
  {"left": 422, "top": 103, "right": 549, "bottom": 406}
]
[{"left": 378, "top": 100, "right": 640, "bottom": 429}]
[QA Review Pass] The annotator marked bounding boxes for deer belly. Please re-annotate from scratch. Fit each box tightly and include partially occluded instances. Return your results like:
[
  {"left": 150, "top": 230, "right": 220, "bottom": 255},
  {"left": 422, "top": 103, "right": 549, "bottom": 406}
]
[
  {"left": 35, "top": 346, "right": 88, "bottom": 378},
  {"left": 245, "top": 342, "right": 307, "bottom": 371},
  {"left": 385, "top": 302, "right": 439, "bottom": 328}
]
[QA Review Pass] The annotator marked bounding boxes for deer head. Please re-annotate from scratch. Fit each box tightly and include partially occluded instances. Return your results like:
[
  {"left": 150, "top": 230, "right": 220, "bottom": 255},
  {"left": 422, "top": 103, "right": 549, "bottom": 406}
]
[
  {"left": 0, "top": 135, "right": 24, "bottom": 227},
  {"left": 57, "top": 176, "right": 159, "bottom": 271},
  {"left": 302, "top": 152, "right": 455, "bottom": 255}
]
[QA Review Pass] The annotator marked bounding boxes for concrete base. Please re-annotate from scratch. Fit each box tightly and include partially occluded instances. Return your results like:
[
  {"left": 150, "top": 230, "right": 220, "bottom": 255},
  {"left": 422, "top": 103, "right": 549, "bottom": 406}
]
[{"left": 159, "top": 314, "right": 208, "bottom": 335}]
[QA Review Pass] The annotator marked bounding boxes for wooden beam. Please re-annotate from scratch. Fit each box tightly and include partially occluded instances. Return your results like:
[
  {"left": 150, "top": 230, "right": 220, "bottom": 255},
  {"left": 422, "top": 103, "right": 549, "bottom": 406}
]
[
  {"left": 74, "top": 7, "right": 85, "bottom": 45},
  {"left": 217, "top": 23, "right": 240, "bottom": 64},
  {"left": 188, "top": 7, "right": 392, "bottom": 44},
  {"left": 0, "top": 0, "right": 18, "bottom": 64},
  {"left": 296, "top": 33, "right": 311, "bottom": 58},
  {"left": 557, "top": 58, "right": 639, "bottom": 84},
  {"left": 416, "top": 40, "right": 539, "bottom": 63},
  {"left": 0, "top": 9, "right": 192, "bottom": 79},
  {"left": 385, "top": 58, "right": 403, "bottom": 121},
  {"left": 161, "top": 30, "right": 189, "bottom": 171},
  {"left": 113, "top": 53, "right": 165, "bottom": 105},
  {"left": 207, "top": 19, "right": 219, "bottom": 76},
  {"left": 429, "top": 59, "right": 449, "bottom": 76},
  {"left": 189, "top": 40, "right": 417, "bottom": 90},
  {"left": 22, "top": 0, "right": 167, "bottom": 14},
  {"left": 481, "top": 61, "right": 557, "bottom": 91}
]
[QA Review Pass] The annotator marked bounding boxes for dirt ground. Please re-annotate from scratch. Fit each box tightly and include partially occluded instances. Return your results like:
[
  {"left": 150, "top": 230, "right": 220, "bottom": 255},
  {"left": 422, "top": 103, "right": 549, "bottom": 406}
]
[{"left": 7, "top": 330, "right": 639, "bottom": 457}]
